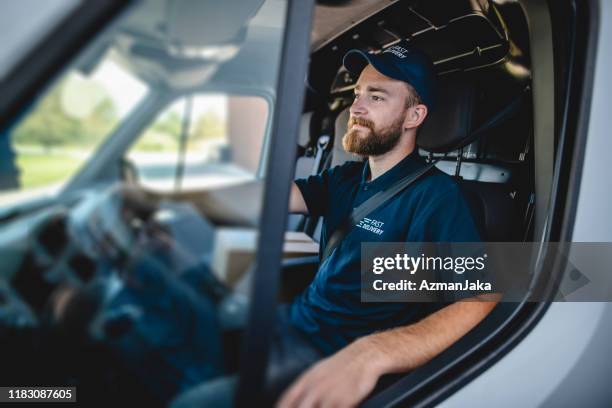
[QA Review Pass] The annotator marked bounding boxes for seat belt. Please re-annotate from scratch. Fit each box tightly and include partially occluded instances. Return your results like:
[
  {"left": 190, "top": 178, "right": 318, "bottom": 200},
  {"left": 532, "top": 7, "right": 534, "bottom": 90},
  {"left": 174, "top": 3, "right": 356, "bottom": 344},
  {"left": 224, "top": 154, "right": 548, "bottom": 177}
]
[
  {"left": 320, "top": 89, "right": 528, "bottom": 261},
  {"left": 321, "top": 160, "right": 438, "bottom": 261},
  {"left": 311, "top": 135, "right": 331, "bottom": 175}
]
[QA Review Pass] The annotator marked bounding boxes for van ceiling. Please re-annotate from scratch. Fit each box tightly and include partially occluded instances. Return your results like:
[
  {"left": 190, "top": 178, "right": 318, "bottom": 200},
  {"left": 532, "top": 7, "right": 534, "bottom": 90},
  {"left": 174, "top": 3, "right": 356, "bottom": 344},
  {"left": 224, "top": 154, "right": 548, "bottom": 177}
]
[
  {"left": 311, "top": 0, "right": 516, "bottom": 52},
  {"left": 311, "top": 0, "right": 400, "bottom": 51}
]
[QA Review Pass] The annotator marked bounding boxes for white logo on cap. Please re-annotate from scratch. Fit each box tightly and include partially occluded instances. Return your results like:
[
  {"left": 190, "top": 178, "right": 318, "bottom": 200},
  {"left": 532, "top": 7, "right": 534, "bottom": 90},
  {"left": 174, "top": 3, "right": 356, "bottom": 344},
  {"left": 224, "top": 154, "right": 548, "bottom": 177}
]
[{"left": 383, "top": 45, "right": 409, "bottom": 59}]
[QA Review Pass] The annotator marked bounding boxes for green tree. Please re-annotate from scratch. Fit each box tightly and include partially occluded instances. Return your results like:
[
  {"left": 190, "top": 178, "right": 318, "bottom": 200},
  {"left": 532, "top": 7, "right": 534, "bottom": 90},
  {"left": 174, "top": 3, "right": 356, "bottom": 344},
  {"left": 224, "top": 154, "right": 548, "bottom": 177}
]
[
  {"left": 191, "top": 111, "right": 225, "bottom": 141},
  {"left": 13, "top": 85, "right": 81, "bottom": 151},
  {"left": 12, "top": 80, "right": 119, "bottom": 151},
  {"left": 81, "top": 97, "right": 119, "bottom": 144},
  {"left": 152, "top": 111, "right": 182, "bottom": 140}
]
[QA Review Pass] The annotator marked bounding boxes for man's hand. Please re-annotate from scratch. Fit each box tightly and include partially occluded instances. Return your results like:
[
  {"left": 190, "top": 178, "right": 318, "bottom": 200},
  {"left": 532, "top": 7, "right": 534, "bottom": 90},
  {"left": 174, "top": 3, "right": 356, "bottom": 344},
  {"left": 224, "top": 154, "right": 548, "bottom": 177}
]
[
  {"left": 276, "top": 338, "right": 386, "bottom": 408},
  {"left": 277, "top": 297, "right": 499, "bottom": 408}
]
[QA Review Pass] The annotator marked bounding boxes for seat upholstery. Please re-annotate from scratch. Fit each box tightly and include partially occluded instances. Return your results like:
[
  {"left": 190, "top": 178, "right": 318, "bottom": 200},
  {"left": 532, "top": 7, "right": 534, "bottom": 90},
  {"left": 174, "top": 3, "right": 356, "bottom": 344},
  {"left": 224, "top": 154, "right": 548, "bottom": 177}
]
[
  {"left": 460, "top": 180, "right": 520, "bottom": 242},
  {"left": 418, "top": 76, "right": 520, "bottom": 242},
  {"left": 417, "top": 79, "right": 477, "bottom": 152}
]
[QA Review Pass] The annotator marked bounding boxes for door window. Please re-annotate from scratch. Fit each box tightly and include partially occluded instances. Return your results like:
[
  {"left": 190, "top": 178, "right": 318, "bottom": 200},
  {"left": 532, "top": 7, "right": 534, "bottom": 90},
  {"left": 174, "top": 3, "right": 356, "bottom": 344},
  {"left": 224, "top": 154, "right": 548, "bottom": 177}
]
[
  {"left": 0, "top": 0, "right": 289, "bottom": 405},
  {"left": 126, "top": 94, "right": 268, "bottom": 191}
]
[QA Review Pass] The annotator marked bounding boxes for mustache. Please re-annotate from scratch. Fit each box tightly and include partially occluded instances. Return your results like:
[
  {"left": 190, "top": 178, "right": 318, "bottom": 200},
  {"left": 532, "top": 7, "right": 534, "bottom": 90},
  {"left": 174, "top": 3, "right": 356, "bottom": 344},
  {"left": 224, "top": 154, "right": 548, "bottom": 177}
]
[{"left": 348, "top": 116, "right": 375, "bottom": 130}]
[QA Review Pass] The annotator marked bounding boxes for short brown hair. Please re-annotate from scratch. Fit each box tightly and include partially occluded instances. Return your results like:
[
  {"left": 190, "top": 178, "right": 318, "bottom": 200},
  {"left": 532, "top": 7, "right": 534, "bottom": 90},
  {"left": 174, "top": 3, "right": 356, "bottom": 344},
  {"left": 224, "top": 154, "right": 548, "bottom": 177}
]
[{"left": 404, "top": 82, "right": 423, "bottom": 108}]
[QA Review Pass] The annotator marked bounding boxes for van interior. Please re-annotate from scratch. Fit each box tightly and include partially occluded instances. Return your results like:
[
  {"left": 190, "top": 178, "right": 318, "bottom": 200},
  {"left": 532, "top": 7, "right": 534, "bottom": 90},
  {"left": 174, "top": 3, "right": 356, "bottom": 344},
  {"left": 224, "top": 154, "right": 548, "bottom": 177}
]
[{"left": 0, "top": 0, "right": 571, "bottom": 406}]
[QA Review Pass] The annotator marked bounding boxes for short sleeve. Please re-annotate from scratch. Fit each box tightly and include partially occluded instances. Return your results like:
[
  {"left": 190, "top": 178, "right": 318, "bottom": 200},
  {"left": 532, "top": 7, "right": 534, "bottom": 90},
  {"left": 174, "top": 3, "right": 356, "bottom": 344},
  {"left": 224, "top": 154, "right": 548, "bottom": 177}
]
[
  {"left": 294, "top": 172, "right": 331, "bottom": 217},
  {"left": 294, "top": 162, "right": 357, "bottom": 217}
]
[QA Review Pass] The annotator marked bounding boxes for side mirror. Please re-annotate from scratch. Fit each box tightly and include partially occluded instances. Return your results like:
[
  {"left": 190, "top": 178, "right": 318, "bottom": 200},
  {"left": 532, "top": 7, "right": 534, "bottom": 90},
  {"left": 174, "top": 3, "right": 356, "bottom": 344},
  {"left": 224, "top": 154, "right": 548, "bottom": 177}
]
[{"left": 119, "top": 157, "right": 139, "bottom": 185}]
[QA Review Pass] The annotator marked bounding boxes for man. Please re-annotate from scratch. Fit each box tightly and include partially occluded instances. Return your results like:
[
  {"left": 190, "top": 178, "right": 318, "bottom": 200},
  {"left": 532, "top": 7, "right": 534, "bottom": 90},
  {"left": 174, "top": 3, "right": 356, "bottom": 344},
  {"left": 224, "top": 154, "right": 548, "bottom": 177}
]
[
  {"left": 171, "top": 41, "right": 497, "bottom": 407},
  {"left": 277, "top": 42, "right": 498, "bottom": 407}
]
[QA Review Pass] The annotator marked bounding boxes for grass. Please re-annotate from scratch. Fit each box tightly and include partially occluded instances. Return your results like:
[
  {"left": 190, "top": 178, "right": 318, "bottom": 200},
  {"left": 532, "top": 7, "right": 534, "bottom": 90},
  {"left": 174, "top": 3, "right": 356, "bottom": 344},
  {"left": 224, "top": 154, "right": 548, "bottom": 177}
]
[{"left": 15, "top": 151, "right": 85, "bottom": 189}]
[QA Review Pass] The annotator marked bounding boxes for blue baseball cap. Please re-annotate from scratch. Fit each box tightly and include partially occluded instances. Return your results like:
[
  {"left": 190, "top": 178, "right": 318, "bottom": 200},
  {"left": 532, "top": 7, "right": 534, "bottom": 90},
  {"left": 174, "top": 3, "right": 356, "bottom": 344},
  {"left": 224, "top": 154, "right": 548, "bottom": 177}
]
[{"left": 343, "top": 41, "right": 437, "bottom": 109}]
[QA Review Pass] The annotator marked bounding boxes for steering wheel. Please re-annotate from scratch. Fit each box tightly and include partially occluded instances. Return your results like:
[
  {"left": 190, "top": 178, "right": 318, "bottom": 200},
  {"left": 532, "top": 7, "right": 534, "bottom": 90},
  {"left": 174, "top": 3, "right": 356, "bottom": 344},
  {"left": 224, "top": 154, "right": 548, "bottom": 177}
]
[
  {"left": 5, "top": 185, "right": 165, "bottom": 337},
  {"left": 4, "top": 184, "right": 240, "bottom": 401},
  {"left": 67, "top": 185, "right": 162, "bottom": 263}
]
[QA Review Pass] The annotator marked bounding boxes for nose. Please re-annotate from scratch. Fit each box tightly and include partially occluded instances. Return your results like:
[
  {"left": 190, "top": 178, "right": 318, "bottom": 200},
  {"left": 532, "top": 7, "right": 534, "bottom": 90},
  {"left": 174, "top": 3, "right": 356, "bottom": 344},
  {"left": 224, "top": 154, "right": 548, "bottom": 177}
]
[{"left": 349, "top": 95, "right": 367, "bottom": 117}]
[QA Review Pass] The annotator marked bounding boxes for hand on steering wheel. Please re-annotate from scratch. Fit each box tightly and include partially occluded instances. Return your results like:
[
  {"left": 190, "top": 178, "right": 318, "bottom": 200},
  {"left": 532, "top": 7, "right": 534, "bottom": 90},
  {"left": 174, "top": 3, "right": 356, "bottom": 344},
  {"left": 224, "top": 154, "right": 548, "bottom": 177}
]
[{"left": 68, "top": 184, "right": 163, "bottom": 263}]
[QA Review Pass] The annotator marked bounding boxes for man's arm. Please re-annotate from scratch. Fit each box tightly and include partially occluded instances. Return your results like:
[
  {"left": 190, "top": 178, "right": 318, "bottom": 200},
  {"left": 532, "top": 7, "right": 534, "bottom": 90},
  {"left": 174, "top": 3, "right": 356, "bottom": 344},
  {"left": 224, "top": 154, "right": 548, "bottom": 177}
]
[
  {"left": 119, "top": 179, "right": 309, "bottom": 226},
  {"left": 171, "top": 180, "right": 309, "bottom": 215},
  {"left": 289, "top": 182, "right": 309, "bottom": 214},
  {"left": 278, "top": 297, "right": 498, "bottom": 408}
]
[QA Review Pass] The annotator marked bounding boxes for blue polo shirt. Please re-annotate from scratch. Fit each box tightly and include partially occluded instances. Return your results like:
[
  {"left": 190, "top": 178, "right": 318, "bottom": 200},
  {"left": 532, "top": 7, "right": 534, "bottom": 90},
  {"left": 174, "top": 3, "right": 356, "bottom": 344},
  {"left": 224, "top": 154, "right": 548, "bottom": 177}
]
[{"left": 289, "top": 150, "right": 481, "bottom": 355}]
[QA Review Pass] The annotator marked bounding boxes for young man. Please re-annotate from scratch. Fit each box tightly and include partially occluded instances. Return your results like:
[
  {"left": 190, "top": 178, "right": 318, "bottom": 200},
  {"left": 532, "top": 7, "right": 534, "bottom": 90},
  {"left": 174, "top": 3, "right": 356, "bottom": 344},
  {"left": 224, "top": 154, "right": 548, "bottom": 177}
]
[
  {"left": 278, "top": 42, "right": 498, "bottom": 407},
  {"left": 171, "top": 42, "right": 497, "bottom": 407}
]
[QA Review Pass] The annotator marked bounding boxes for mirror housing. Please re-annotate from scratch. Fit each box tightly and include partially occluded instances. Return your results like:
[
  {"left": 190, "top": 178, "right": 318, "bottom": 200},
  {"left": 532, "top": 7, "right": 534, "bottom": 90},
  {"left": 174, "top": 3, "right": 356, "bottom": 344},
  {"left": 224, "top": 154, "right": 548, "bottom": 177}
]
[{"left": 119, "top": 157, "right": 139, "bottom": 185}]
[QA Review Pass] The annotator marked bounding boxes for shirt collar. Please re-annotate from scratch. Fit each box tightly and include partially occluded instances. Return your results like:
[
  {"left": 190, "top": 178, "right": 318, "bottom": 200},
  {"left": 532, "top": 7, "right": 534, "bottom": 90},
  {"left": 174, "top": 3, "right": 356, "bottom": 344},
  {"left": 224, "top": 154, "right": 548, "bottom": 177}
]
[{"left": 360, "top": 149, "right": 427, "bottom": 190}]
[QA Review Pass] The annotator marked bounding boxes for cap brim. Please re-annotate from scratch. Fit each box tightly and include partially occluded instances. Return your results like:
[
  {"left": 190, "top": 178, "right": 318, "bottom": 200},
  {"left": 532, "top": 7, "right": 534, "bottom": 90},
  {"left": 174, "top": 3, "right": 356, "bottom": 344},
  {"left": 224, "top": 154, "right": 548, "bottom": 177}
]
[
  {"left": 343, "top": 49, "right": 406, "bottom": 83},
  {"left": 342, "top": 49, "right": 370, "bottom": 74}
]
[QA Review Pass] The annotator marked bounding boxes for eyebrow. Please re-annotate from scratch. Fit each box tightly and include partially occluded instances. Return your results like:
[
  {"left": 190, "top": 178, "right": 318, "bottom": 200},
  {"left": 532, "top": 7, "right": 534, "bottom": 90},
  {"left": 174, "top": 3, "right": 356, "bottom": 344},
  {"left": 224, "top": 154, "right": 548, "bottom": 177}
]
[{"left": 355, "top": 85, "right": 390, "bottom": 95}]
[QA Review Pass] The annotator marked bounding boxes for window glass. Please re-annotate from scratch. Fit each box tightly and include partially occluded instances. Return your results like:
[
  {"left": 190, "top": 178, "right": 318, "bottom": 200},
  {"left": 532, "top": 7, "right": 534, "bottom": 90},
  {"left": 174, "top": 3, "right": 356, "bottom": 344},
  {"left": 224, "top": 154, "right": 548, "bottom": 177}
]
[
  {"left": 0, "top": 0, "right": 288, "bottom": 405},
  {"left": 0, "top": 54, "right": 147, "bottom": 207},
  {"left": 127, "top": 94, "right": 268, "bottom": 191}
]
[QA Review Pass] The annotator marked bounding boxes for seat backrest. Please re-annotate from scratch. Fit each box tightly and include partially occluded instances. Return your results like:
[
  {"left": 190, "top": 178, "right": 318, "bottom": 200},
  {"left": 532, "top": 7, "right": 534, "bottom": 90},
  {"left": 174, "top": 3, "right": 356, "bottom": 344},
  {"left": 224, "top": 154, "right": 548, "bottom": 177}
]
[
  {"left": 460, "top": 180, "right": 521, "bottom": 241},
  {"left": 288, "top": 112, "right": 317, "bottom": 231},
  {"left": 331, "top": 107, "right": 356, "bottom": 167},
  {"left": 416, "top": 75, "right": 522, "bottom": 242}
]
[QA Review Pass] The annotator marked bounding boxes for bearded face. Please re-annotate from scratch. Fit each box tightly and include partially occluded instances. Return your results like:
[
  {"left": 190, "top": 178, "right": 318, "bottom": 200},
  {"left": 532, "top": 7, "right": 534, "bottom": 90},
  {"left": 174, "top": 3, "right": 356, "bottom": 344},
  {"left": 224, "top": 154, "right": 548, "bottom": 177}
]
[{"left": 342, "top": 112, "right": 406, "bottom": 157}]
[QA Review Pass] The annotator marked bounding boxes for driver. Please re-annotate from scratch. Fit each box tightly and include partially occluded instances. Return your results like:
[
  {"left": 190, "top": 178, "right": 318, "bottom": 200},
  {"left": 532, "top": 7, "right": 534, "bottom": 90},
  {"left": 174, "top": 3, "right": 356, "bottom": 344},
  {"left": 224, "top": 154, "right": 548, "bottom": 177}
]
[{"left": 169, "top": 41, "right": 498, "bottom": 407}]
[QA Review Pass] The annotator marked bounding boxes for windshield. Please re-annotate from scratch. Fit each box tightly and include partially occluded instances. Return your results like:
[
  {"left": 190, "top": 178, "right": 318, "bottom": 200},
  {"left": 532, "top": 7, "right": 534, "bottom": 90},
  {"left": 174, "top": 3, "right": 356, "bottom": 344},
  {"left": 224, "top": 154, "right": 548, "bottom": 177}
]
[
  {"left": 0, "top": 51, "right": 148, "bottom": 208},
  {"left": 0, "top": 0, "right": 290, "bottom": 405}
]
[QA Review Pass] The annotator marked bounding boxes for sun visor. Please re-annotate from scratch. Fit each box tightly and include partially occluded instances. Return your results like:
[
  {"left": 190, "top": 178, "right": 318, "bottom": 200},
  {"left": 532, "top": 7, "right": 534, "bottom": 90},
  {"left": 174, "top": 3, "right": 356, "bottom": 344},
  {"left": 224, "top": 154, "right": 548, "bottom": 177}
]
[{"left": 166, "top": 0, "right": 264, "bottom": 49}]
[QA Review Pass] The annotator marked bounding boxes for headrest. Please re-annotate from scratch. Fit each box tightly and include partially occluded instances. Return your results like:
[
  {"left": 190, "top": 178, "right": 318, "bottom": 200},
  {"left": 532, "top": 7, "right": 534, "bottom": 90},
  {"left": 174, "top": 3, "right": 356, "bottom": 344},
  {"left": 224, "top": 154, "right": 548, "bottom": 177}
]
[
  {"left": 416, "top": 78, "right": 476, "bottom": 153},
  {"left": 298, "top": 112, "right": 313, "bottom": 147},
  {"left": 332, "top": 108, "right": 358, "bottom": 167}
]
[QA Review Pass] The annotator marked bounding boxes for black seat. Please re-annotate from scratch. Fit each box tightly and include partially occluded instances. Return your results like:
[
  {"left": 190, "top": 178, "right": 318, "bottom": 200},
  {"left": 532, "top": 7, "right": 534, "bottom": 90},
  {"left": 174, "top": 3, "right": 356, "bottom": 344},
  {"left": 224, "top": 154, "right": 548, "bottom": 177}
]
[
  {"left": 417, "top": 76, "right": 523, "bottom": 242},
  {"left": 461, "top": 180, "right": 521, "bottom": 241}
]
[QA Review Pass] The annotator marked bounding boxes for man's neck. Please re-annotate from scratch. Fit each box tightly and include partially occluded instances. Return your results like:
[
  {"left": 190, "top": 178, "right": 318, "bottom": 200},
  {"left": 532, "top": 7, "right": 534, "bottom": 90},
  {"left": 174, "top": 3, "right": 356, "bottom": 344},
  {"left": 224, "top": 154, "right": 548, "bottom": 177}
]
[{"left": 368, "top": 134, "right": 416, "bottom": 181}]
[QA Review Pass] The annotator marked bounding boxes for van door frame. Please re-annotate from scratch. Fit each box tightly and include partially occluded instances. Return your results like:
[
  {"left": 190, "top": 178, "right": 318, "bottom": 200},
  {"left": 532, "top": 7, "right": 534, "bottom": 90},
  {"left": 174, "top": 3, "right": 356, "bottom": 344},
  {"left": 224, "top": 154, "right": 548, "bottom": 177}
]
[
  {"left": 362, "top": 0, "right": 599, "bottom": 406},
  {"left": 234, "top": 0, "right": 315, "bottom": 406},
  {"left": 0, "top": 0, "right": 129, "bottom": 132}
]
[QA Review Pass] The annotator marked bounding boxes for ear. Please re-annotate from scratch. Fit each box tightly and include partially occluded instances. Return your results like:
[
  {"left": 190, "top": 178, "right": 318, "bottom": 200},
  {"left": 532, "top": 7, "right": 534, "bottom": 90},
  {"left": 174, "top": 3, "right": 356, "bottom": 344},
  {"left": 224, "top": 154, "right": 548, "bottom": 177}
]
[{"left": 403, "top": 104, "right": 428, "bottom": 130}]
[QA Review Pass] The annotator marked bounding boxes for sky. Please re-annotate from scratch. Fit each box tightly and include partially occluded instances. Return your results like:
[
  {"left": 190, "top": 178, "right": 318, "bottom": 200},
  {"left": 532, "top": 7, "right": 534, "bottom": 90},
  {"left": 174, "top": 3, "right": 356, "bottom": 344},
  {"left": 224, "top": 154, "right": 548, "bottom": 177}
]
[{"left": 91, "top": 58, "right": 227, "bottom": 120}]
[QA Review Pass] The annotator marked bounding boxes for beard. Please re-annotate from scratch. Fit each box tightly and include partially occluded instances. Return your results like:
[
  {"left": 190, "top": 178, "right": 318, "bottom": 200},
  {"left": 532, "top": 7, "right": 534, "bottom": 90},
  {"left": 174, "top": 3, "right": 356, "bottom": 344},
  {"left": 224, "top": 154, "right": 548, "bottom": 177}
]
[{"left": 342, "top": 114, "right": 405, "bottom": 157}]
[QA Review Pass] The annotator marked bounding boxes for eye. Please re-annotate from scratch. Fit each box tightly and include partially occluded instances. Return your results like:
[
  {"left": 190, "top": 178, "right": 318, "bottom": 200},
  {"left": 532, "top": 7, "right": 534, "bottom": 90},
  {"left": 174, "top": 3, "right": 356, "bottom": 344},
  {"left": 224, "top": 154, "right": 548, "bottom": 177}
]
[{"left": 371, "top": 95, "right": 384, "bottom": 102}]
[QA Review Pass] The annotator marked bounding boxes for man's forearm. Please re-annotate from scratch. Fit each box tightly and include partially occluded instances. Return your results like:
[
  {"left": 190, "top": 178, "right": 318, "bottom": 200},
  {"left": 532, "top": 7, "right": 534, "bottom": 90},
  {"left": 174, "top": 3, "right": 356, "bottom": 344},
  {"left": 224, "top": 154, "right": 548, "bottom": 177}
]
[
  {"left": 134, "top": 180, "right": 307, "bottom": 220},
  {"left": 354, "top": 299, "right": 499, "bottom": 376}
]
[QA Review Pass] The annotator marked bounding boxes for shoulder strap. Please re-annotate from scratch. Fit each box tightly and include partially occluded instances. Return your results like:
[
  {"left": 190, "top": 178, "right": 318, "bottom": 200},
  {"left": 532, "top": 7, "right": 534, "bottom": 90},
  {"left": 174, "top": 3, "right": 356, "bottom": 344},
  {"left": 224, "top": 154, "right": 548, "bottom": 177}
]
[{"left": 321, "top": 160, "right": 438, "bottom": 261}]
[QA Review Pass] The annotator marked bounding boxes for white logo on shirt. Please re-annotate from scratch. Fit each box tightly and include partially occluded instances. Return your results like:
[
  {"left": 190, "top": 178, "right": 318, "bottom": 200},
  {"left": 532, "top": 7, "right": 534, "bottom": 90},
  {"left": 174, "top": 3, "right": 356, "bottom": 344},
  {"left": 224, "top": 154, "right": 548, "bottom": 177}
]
[{"left": 357, "top": 217, "right": 385, "bottom": 235}]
